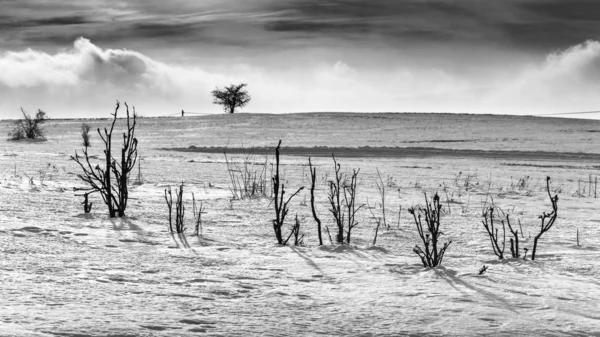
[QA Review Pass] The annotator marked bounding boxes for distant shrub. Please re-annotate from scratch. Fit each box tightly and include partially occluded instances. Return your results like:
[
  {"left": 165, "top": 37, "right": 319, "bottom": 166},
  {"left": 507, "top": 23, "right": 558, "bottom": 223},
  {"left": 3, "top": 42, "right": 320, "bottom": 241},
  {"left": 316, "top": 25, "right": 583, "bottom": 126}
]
[
  {"left": 11, "top": 108, "right": 47, "bottom": 140},
  {"left": 81, "top": 123, "right": 92, "bottom": 147}
]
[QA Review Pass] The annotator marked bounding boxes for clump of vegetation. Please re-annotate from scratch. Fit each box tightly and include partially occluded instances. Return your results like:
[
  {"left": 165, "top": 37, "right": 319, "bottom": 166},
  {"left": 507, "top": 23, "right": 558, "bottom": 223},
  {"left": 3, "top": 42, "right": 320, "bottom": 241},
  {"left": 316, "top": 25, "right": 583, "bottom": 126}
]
[
  {"left": 211, "top": 83, "right": 251, "bottom": 114},
  {"left": 480, "top": 177, "right": 557, "bottom": 261},
  {"left": 327, "top": 155, "right": 363, "bottom": 244},
  {"left": 165, "top": 182, "right": 186, "bottom": 234},
  {"left": 10, "top": 108, "right": 48, "bottom": 140},
  {"left": 308, "top": 157, "right": 323, "bottom": 245},
  {"left": 481, "top": 205, "right": 521, "bottom": 260},
  {"left": 71, "top": 101, "right": 138, "bottom": 218},
  {"left": 272, "top": 140, "right": 304, "bottom": 245},
  {"left": 409, "top": 193, "right": 452, "bottom": 268},
  {"left": 81, "top": 123, "right": 92, "bottom": 147},
  {"left": 224, "top": 149, "right": 269, "bottom": 200},
  {"left": 531, "top": 177, "right": 558, "bottom": 260}
]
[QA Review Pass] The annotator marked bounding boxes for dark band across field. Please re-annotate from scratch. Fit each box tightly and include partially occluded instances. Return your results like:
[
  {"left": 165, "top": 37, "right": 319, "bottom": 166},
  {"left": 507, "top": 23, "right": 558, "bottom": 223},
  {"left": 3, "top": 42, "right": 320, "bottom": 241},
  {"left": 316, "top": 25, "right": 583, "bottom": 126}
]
[{"left": 161, "top": 146, "right": 600, "bottom": 162}]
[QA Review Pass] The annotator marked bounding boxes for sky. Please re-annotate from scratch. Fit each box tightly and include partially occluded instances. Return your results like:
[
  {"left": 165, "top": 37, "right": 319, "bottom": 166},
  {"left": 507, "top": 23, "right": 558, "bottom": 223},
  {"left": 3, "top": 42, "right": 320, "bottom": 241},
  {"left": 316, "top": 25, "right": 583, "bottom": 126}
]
[{"left": 2, "top": 0, "right": 600, "bottom": 118}]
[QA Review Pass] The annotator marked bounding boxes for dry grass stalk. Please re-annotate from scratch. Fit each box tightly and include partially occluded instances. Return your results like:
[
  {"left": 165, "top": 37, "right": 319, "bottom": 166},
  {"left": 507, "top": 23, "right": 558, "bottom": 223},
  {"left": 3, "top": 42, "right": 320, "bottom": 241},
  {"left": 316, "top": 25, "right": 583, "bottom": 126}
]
[
  {"left": 224, "top": 149, "right": 269, "bottom": 200},
  {"left": 192, "top": 193, "right": 205, "bottom": 237}
]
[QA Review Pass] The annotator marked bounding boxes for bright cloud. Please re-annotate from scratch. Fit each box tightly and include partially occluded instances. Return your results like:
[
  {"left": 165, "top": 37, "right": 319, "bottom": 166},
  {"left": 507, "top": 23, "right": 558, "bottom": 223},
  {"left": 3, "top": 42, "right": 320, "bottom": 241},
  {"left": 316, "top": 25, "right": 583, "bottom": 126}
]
[{"left": 2, "top": 38, "right": 600, "bottom": 118}]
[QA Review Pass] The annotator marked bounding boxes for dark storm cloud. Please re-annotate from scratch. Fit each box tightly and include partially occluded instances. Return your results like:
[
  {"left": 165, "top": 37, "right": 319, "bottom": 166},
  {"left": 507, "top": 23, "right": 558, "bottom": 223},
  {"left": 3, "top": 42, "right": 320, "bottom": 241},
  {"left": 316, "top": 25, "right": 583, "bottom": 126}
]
[
  {"left": 260, "top": 0, "right": 600, "bottom": 51},
  {"left": 4, "top": 0, "right": 600, "bottom": 53},
  {"left": 263, "top": 0, "right": 488, "bottom": 43}
]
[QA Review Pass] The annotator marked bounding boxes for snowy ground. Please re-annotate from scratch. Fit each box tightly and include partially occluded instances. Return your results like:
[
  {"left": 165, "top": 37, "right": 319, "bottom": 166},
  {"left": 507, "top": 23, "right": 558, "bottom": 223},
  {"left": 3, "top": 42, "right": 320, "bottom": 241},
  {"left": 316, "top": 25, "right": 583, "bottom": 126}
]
[{"left": 1, "top": 113, "right": 600, "bottom": 336}]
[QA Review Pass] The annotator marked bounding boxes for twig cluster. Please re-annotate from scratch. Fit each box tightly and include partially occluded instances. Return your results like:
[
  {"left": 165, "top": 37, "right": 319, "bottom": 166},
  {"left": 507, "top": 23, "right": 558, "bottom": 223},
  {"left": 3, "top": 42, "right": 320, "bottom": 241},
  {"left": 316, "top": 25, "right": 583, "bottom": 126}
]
[
  {"left": 327, "top": 155, "right": 363, "bottom": 244},
  {"left": 165, "top": 182, "right": 186, "bottom": 233},
  {"left": 409, "top": 193, "right": 452, "bottom": 268},
  {"left": 309, "top": 158, "right": 323, "bottom": 245},
  {"left": 272, "top": 140, "right": 304, "bottom": 245},
  {"left": 531, "top": 177, "right": 558, "bottom": 260},
  {"left": 71, "top": 101, "right": 138, "bottom": 218}
]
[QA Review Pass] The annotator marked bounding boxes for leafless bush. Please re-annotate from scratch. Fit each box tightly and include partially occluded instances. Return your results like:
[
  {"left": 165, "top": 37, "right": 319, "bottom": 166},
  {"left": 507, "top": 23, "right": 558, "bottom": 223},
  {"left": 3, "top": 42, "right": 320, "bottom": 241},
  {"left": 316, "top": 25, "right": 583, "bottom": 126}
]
[
  {"left": 11, "top": 108, "right": 47, "bottom": 140},
  {"left": 272, "top": 140, "right": 304, "bottom": 245},
  {"left": 291, "top": 215, "right": 304, "bottom": 246},
  {"left": 531, "top": 177, "right": 558, "bottom": 260},
  {"left": 328, "top": 155, "right": 344, "bottom": 243},
  {"left": 409, "top": 193, "right": 452, "bottom": 268},
  {"left": 482, "top": 202, "right": 520, "bottom": 259},
  {"left": 81, "top": 123, "right": 92, "bottom": 147},
  {"left": 343, "top": 168, "right": 362, "bottom": 244},
  {"left": 481, "top": 206, "right": 506, "bottom": 259},
  {"left": 327, "top": 155, "right": 363, "bottom": 244},
  {"left": 71, "top": 101, "right": 138, "bottom": 218},
  {"left": 165, "top": 182, "right": 186, "bottom": 234},
  {"left": 309, "top": 157, "right": 323, "bottom": 245},
  {"left": 505, "top": 214, "right": 520, "bottom": 258}
]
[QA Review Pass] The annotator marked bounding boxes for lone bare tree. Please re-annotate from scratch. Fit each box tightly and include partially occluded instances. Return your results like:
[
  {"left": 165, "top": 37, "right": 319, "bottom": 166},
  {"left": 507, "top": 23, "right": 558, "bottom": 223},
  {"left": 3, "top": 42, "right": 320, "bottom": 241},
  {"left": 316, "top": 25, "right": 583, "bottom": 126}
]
[
  {"left": 211, "top": 83, "right": 251, "bottom": 114},
  {"left": 71, "top": 101, "right": 138, "bottom": 218}
]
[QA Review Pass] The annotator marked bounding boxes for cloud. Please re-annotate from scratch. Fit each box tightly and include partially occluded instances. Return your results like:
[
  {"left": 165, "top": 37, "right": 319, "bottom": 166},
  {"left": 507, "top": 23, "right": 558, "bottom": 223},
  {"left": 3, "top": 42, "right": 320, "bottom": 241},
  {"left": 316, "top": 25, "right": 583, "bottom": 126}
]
[
  {"left": 2, "top": 37, "right": 600, "bottom": 118},
  {"left": 485, "top": 40, "right": 600, "bottom": 113},
  {"left": 0, "top": 37, "right": 244, "bottom": 117},
  {"left": 4, "top": 0, "right": 598, "bottom": 56}
]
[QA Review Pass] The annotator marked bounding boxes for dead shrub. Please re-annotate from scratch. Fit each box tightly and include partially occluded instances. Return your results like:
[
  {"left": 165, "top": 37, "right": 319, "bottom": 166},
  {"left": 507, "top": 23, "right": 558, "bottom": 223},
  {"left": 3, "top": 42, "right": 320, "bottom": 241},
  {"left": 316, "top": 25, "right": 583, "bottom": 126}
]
[
  {"left": 327, "top": 155, "right": 364, "bottom": 244},
  {"left": 165, "top": 182, "right": 186, "bottom": 234},
  {"left": 409, "top": 193, "right": 452, "bottom": 268},
  {"left": 531, "top": 177, "right": 558, "bottom": 260},
  {"left": 272, "top": 140, "right": 304, "bottom": 245},
  {"left": 71, "top": 101, "right": 138, "bottom": 218},
  {"left": 308, "top": 157, "right": 323, "bottom": 245}
]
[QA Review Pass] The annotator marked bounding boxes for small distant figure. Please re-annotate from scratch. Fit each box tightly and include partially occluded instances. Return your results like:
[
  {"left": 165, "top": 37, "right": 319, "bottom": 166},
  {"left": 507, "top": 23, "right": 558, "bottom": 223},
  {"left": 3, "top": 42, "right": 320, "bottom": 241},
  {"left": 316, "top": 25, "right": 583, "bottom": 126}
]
[{"left": 181, "top": 110, "right": 185, "bottom": 117}]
